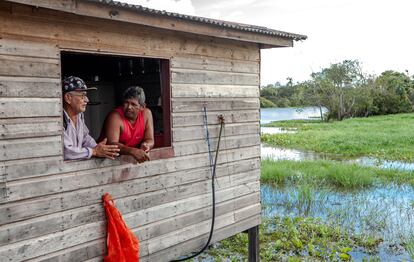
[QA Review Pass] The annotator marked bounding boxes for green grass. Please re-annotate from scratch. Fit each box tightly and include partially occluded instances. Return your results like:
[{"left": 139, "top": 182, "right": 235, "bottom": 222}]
[
  {"left": 261, "top": 159, "right": 414, "bottom": 189},
  {"left": 197, "top": 216, "right": 382, "bottom": 261},
  {"left": 262, "top": 113, "right": 414, "bottom": 161},
  {"left": 405, "top": 236, "right": 414, "bottom": 261}
]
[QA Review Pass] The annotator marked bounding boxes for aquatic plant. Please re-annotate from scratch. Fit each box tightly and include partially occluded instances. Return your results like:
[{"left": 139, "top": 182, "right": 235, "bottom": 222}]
[
  {"left": 260, "top": 176, "right": 414, "bottom": 259},
  {"left": 292, "top": 184, "right": 315, "bottom": 216},
  {"left": 405, "top": 236, "right": 414, "bottom": 260},
  {"left": 195, "top": 216, "right": 382, "bottom": 261}
]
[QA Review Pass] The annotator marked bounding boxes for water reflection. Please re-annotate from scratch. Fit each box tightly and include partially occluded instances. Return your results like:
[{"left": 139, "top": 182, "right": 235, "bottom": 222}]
[
  {"left": 261, "top": 144, "right": 414, "bottom": 172},
  {"left": 354, "top": 157, "right": 414, "bottom": 172},
  {"left": 261, "top": 107, "right": 327, "bottom": 124},
  {"left": 260, "top": 127, "right": 296, "bottom": 134}
]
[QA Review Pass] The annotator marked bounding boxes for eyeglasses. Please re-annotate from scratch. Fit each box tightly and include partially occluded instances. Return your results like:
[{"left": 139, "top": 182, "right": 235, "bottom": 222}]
[{"left": 69, "top": 92, "right": 88, "bottom": 100}]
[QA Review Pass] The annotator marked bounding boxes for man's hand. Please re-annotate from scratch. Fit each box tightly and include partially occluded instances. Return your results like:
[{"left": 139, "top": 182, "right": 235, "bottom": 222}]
[
  {"left": 93, "top": 138, "right": 120, "bottom": 159},
  {"left": 140, "top": 142, "right": 150, "bottom": 153},
  {"left": 129, "top": 148, "right": 150, "bottom": 163}
]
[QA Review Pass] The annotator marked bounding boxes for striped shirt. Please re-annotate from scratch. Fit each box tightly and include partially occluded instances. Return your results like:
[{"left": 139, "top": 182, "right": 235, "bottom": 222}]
[{"left": 63, "top": 110, "right": 97, "bottom": 160}]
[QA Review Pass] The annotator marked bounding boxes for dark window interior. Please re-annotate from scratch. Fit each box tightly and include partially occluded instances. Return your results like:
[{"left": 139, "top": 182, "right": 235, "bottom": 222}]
[{"left": 61, "top": 52, "right": 171, "bottom": 148}]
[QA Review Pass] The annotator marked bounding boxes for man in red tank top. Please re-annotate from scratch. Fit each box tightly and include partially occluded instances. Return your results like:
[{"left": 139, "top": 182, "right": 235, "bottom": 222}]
[{"left": 100, "top": 86, "right": 154, "bottom": 163}]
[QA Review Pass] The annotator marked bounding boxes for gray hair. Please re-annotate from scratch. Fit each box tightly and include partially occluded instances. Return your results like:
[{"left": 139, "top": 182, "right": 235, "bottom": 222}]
[{"left": 122, "top": 86, "right": 146, "bottom": 106}]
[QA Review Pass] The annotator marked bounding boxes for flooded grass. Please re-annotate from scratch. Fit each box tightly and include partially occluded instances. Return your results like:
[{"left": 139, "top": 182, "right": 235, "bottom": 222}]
[
  {"left": 261, "top": 159, "right": 414, "bottom": 189},
  {"left": 261, "top": 113, "right": 414, "bottom": 162},
  {"left": 195, "top": 216, "right": 383, "bottom": 262},
  {"left": 195, "top": 160, "right": 414, "bottom": 261},
  {"left": 405, "top": 236, "right": 414, "bottom": 260},
  {"left": 261, "top": 144, "right": 414, "bottom": 172},
  {"left": 261, "top": 183, "right": 414, "bottom": 241},
  {"left": 196, "top": 182, "right": 414, "bottom": 261},
  {"left": 260, "top": 184, "right": 414, "bottom": 261}
]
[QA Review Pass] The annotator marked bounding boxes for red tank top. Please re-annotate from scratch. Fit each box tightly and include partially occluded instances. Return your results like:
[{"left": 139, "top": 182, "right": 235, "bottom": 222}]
[{"left": 115, "top": 106, "right": 145, "bottom": 147}]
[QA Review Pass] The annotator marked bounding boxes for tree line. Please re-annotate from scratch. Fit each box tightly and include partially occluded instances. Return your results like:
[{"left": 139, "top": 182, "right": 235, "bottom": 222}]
[{"left": 260, "top": 60, "right": 414, "bottom": 121}]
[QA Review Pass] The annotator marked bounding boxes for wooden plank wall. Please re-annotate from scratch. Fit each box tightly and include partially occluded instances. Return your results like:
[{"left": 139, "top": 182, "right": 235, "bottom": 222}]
[{"left": 0, "top": 2, "right": 261, "bottom": 261}]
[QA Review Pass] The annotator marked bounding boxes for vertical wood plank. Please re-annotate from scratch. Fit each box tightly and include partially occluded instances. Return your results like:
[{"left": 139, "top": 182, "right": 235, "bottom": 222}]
[{"left": 248, "top": 225, "right": 260, "bottom": 262}]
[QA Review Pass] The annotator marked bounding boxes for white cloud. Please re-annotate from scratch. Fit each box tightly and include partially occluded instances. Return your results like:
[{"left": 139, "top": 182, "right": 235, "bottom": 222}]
[
  {"left": 193, "top": 0, "right": 414, "bottom": 84},
  {"left": 117, "top": 0, "right": 414, "bottom": 85}
]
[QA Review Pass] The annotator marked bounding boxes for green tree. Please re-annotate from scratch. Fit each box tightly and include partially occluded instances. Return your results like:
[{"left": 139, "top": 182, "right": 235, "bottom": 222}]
[
  {"left": 260, "top": 62, "right": 414, "bottom": 117},
  {"left": 311, "top": 60, "right": 365, "bottom": 120},
  {"left": 260, "top": 85, "right": 278, "bottom": 106},
  {"left": 260, "top": 97, "right": 276, "bottom": 108},
  {"left": 373, "top": 70, "right": 414, "bottom": 114}
]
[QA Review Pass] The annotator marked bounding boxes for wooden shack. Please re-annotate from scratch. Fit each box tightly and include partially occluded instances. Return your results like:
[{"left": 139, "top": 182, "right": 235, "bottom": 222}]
[{"left": 0, "top": 0, "right": 306, "bottom": 261}]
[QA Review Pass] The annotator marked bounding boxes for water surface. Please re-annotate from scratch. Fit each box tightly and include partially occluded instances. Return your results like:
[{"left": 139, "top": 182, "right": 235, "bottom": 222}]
[
  {"left": 261, "top": 107, "right": 326, "bottom": 124},
  {"left": 259, "top": 107, "right": 414, "bottom": 261},
  {"left": 261, "top": 184, "right": 414, "bottom": 261},
  {"left": 261, "top": 142, "right": 414, "bottom": 172}
]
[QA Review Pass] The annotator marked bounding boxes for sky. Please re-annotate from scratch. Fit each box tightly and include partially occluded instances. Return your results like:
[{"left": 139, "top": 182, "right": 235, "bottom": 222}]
[{"left": 119, "top": 0, "right": 414, "bottom": 85}]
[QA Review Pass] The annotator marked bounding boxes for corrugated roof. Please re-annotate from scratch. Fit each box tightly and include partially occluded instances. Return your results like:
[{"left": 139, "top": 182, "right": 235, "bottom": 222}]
[{"left": 86, "top": 0, "right": 307, "bottom": 41}]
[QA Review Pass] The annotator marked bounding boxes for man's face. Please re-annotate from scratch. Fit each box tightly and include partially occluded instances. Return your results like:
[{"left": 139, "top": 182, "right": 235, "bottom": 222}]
[
  {"left": 66, "top": 91, "right": 89, "bottom": 113},
  {"left": 123, "top": 98, "right": 142, "bottom": 120}
]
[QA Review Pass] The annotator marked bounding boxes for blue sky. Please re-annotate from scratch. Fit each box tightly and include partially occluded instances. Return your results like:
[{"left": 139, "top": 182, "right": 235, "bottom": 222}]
[{"left": 121, "top": 0, "right": 414, "bottom": 85}]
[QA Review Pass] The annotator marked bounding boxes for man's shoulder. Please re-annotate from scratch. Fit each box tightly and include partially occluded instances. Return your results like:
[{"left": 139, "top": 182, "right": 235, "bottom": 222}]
[
  {"left": 143, "top": 108, "right": 152, "bottom": 116},
  {"left": 107, "top": 110, "right": 123, "bottom": 123}
]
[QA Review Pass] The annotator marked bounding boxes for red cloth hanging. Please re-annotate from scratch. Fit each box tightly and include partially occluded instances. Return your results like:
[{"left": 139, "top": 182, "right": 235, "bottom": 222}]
[{"left": 103, "top": 193, "right": 140, "bottom": 262}]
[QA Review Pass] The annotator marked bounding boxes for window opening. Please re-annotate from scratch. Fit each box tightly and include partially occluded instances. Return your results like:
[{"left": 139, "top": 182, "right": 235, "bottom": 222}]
[{"left": 61, "top": 52, "right": 171, "bottom": 148}]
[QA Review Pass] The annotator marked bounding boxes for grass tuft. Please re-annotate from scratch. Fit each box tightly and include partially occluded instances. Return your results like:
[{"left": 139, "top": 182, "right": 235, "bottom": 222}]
[
  {"left": 261, "top": 159, "right": 414, "bottom": 189},
  {"left": 405, "top": 236, "right": 414, "bottom": 261}
]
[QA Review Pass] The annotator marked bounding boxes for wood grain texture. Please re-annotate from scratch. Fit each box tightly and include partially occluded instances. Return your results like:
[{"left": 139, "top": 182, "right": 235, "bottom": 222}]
[
  {"left": 0, "top": 184, "right": 260, "bottom": 260},
  {"left": 173, "top": 122, "right": 260, "bottom": 142},
  {"left": 5, "top": 0, "right": 292, "bottom": 47},
  {"left": 172, "top": 109, "right": 260, "bottom": 127},
  {"left": 173, "top": 133, "right": 260, "bottom": 157},
  {"left": 143, "top": 214, "right": 261, "bottom": 261},
  {"left": 0, "top": 179, "right": 259, "bottom": 246},
  {"left": 144, "top": 204, "right": 261, "bottom": 255},
  {"left": 171, "top": 68, "right": 259, "bottom": 86},
  {"left": 0, "top": 76, "right": 61, "bottom": 98},
  {"left": 5, "top": 146, "right": 259, "bottom": 202},
  {"left": 0, "top": 136, "right": 62, "bottom": 162},
  {"left": 172, "top": 97, "right": 259, "bottom": 113},
  {"left": 172, "top": 84, "right": 259, "bottom": 98},
  {"left": 0, "top": 6, "right": 260, "bottom": 62},
  {"left": 0, "top": 54, "right": 60, "bottom": 78},
  {"left": 0, "top": 117, "right": 62, "bottom": 140},
  {"left": 1, "top": 155, "right": 260, "bottom": 224},
  {"left": 31, "top": 192, "right": 260, "bottom": 261},
  {"left": 0, "top": 98, "right": 62, "bottom": 118},
  {"left": 0, "top": 38, "right": 59, "bottom": 59},
  {"left": 171, "top": 56, "right": 259, "bottom": 74}
]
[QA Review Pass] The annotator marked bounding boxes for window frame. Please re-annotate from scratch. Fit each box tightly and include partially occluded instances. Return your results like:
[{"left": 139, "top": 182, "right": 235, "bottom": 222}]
[{"left": 60, "top": 49, "right": 174, "bottom": 163}]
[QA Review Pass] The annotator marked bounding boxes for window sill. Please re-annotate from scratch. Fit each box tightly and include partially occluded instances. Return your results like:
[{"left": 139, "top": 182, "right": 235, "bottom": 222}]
[
  {"left": 149, "top": 147, "right": 174, "bottom": 160},
  {"left": 119, "top": 146, "right": 175, "bottom": 164},
  {"left": 63, "top": 147, "right": 175, "bottom": 168}
]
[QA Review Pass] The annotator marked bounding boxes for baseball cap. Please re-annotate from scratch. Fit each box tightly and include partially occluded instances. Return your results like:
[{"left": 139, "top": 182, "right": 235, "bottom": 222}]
[{"left": 62, "top": 76, "right": 97, "bottom": 93}]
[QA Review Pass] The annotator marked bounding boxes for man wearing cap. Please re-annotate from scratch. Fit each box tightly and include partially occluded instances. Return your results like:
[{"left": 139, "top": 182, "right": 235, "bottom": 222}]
[{"left": 62, "top": 76, "right": 120, "bottom": 160}]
